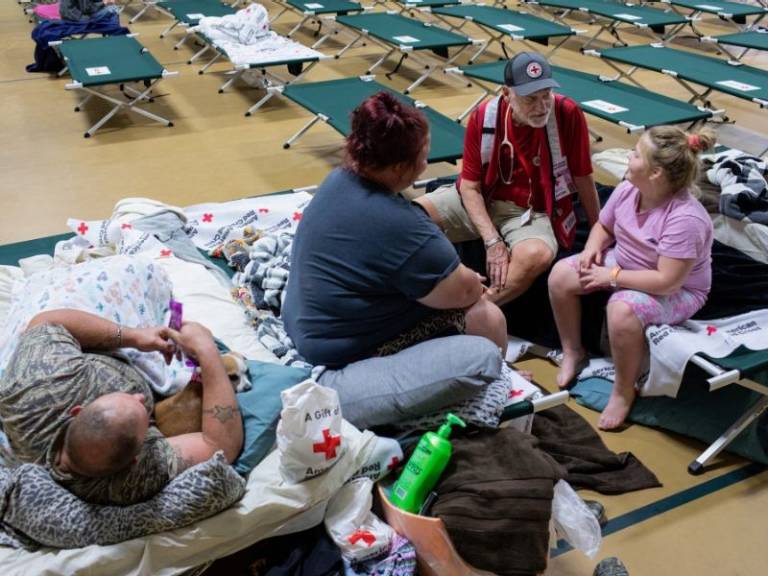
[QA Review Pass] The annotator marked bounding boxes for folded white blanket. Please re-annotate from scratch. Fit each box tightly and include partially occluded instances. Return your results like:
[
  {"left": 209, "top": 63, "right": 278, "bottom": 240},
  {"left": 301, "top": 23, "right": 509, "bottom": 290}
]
[{"left": 196, "top": 4, "right": 323, "bottom": 67}]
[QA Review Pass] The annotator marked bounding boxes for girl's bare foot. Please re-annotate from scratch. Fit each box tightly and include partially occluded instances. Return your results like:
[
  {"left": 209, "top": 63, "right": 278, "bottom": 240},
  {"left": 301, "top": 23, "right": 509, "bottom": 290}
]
[
  {"left": 598, "top": 386, "right": 637, "bottom": 430},
  {"left": 557, "top": 348, "right": 587, "bottom": 389}
]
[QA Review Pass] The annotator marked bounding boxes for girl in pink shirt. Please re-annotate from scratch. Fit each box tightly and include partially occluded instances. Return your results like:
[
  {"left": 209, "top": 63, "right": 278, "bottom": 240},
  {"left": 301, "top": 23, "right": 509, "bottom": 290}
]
[{"left": 548, "top": 126, "right": 716, "bottom": 430}]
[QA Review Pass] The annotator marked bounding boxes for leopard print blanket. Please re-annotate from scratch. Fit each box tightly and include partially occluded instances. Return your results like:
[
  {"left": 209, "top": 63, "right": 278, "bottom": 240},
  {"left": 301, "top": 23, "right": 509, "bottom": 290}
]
[{"left": 0, "top": 452, "right": 245, "bottom": 550}]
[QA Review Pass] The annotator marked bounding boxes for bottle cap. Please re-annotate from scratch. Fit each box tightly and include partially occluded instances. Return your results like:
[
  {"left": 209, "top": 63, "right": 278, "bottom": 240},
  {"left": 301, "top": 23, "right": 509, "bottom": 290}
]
[{"left": 437, "top": 413, "right": 467, "bottom": 438}]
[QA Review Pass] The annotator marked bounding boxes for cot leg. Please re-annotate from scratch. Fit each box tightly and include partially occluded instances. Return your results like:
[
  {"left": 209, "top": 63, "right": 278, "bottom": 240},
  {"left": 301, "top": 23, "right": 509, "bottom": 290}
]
[
  {"left": 288, "top": 15, "right": 311, "bottom": 37},
  {"left": 189, "top": 44, "right": 210, "bottom": 65},
  {"left": 219, "top": 69, "right": 245, "bottom": 93},
  {"left": 245, "top": 90, "right": 276, "bottom": 116},
  {"left": 159, "top": 20, "right": 180, "bottom": 39},
  {"left": 468, "top": 40, "right": 492, "bottom": 64},
  {"left": 283, "top": 115, "right": 324, "bottom": 149},
  {"left": 405, "top": 66, "right": 432, "bottom": 95},
  {"left": 335, "top": 32, "right": 363, "bottom": 59},
  {"left": 74, "top": 93, "right": 94, "bottom": 112},
  {"left": 457, "top": 90, "right": 489, "bottom": 123},
  {"left": 688, "top": 396, "right": 768, "bottom": 475},
  {"left": 198, "top": 52, "right": 223, "bottom": 75},
  {"left": 367, "top": 47, "right": 396, "bottom": 75},
  {"left": 129, "top": 2, "right": 154, "bottom": 24},
  {"left": 84, "top": 104, "right": 124, "bottom": 137}
]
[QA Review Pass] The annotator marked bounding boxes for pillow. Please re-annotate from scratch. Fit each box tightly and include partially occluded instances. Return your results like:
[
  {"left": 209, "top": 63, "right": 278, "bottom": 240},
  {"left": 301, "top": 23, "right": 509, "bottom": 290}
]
[
  {"left": 0, "top": 452, "right": 245, "bottom": 550},
  {"left": 317, "top": 336, "right": 503, "bottom": 429},
  {"left": 234, "top": 360, "right": 312, "bottom": 475}
]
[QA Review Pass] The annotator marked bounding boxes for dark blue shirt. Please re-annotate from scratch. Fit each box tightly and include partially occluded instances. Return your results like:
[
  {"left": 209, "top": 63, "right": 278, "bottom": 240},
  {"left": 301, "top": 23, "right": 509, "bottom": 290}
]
[{"left": 283, "top": 168, "right": 460, "bottom": 367}]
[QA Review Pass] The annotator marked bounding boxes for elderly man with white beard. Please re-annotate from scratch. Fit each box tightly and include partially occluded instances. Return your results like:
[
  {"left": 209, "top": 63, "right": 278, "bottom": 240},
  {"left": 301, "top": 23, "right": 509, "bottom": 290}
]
[{"left": 417, "top": 51, "right": 600, "bottom": 305}]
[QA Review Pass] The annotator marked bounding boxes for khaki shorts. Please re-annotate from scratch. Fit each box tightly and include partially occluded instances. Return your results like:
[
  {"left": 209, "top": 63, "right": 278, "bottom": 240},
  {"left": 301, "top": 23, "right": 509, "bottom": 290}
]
[{"left": 425, "top": 184, "right": 558, "bottom": 255}]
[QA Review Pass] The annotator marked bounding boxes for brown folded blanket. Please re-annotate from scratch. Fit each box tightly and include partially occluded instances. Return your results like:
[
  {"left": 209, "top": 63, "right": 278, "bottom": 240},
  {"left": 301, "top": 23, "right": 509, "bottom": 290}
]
[
  {"left": 531, "top": 404, "right": 661, "bottom": 494},
  {"left": 432, "top": 427, "right": 566, "bottom": 576}
]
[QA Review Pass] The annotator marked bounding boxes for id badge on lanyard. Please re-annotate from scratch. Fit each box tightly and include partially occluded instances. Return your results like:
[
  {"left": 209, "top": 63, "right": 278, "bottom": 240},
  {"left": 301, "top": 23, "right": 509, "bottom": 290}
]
[{"left": 553, "top": 157, "right": 573, "bottom": 202}]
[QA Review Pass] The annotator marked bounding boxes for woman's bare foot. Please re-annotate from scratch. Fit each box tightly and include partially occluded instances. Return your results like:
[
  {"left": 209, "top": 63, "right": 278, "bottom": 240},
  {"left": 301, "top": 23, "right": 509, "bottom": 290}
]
[
  {"left": 557, "top": 348, "right": 587, "bottom": 389},
  {"left": 598, "top": 386, "right": 637, "bottom": 430}
]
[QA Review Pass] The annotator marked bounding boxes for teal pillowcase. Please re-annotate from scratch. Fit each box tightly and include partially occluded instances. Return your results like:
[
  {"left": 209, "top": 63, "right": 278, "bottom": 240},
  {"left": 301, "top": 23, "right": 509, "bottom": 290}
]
[{"left": 234, "top": 360, "right": 311, "bottom": 475}]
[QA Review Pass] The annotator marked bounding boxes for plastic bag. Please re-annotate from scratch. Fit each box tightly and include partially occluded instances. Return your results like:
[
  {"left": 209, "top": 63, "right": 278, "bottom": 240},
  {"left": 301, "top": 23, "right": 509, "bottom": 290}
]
[
  {"left": 277, "top": 379, "right": 345, "bottom": 483},
  {"left": 325, "top": 478, "right": 393, "bottom": 562},
  {"left": 551, "top": 479, "right": 602, "bottom": 559}
]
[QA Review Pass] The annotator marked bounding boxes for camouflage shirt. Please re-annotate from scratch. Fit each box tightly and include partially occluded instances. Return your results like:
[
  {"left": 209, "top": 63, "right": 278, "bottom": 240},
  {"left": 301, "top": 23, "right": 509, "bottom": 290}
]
[{"left": 0, "top": 324, "right": 179, "bottom": 505}]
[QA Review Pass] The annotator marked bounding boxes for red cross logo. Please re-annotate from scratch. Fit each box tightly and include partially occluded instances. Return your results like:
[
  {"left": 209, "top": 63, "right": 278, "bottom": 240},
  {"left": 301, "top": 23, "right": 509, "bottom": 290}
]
[
  {"left": 706, "top": 325, "right": 717, "bottom": 336},
  {"left": 259, "top": 208, "right": 270, "bottom": 214},
  {"left": 121, "top": 223, "right": 133, "bottom": 230},
  {"left": 202, "top": 213, "right": 213, "bottom": 223},
  {"left": 347, "top": 529, "right": 376, "bottom": 547},
  {"left": 526, "top": 62, "right": 542, "bottom": 78},
  {"left": 77, "top": 222, "right": 89, "bottom": 235},
  {"left": 387, "top": 456, "right": 400, "bottom": 471},
  {"left": 508, "top": 389, "right": 524, "bottom": 399},
  {"left": 159, "top": 249, "right": 172, "bottom": 257},
  {"left": 312, "top": 428, "right": 341, "bottom": 460},
  {"left": 292, "top": 212, "right": 302, "bottom": 221}
]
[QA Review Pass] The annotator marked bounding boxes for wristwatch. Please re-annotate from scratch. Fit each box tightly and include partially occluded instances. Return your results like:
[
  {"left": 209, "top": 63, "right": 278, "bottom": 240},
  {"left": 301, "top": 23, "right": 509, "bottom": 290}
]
[
  {"left": 484, "top": 236, "right": 504, "bottom": 249},
  {"left": 609, "top": 266, "right": 621, "bottom": 289}
]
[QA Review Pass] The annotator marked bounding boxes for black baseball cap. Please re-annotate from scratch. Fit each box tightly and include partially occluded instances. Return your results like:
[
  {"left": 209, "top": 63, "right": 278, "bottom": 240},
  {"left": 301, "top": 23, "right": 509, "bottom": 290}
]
[{"left": 503, "top": 52, "right": 559, "bottom": 96}]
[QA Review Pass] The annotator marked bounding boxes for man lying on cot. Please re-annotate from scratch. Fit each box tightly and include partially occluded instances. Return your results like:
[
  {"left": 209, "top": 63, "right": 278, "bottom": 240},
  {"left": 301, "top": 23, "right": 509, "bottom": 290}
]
[{"left": 0, "top": 257, "right": 243, "bottom": 505}]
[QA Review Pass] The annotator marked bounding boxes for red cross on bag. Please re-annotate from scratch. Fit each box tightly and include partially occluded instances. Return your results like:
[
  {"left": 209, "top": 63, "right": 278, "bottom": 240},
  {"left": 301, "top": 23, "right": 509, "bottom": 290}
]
[
  {"left": 347, "top": 529, "right": 376, "bottom": 547},
  {"left": 312, "top": 428, "right": 341, "bottom": 460}
]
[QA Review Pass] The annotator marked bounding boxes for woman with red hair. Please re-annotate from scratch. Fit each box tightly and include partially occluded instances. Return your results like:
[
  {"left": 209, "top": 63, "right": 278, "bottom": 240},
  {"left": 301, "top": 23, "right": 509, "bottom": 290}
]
[{"left": 283, "top": 92, "right": 508, "bottom": 426}]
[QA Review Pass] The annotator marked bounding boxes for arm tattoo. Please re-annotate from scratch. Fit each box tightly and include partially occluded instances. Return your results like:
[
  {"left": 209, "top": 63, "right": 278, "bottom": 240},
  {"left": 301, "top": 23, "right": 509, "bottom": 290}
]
[
  {"left": 174, "top": 447, "right": 196, "bottom": 473},
  {"left": 202, "top": 404, "right": 239, "bottom": 424}
]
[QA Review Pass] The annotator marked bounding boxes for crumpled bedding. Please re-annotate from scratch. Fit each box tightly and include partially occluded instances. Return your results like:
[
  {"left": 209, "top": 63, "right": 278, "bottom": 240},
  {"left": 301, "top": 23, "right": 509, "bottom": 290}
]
[
  {"left": 706, "top": 149, "right": 768, "bottom": 225},
  {"left": 0, "top": 452, "right": 245, "bottom": 550},
  {"left": 195, "top": 4, "right": 323, "bottom": 68}
]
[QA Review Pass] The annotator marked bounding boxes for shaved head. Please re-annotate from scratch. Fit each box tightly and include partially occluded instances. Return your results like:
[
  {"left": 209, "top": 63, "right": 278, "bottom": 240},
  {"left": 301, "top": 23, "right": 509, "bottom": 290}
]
[{"left": 63, "top": 393, "right": 149, "bottom": 477}]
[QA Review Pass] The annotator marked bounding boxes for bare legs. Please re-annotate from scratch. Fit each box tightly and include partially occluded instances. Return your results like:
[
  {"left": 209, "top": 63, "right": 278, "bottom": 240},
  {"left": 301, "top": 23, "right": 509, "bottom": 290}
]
[
  {"left": 599, "top": 301, "right": 644, "bottom": 430},
  {"left": 549, "top": 260, "right": 646, "bottom": 430},
  {"left": 548, "top": 259, "right": 588, "bottom": 389}
]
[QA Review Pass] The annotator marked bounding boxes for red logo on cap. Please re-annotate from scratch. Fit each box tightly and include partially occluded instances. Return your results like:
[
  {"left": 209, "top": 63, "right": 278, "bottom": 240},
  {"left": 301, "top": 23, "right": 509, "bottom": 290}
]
[{"left": 526, "top": 62, "right": 542, "bottom": 79}]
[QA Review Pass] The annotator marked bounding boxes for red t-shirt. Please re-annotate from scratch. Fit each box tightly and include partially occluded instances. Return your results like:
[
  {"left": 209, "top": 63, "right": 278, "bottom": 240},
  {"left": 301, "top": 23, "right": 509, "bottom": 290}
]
[{"left": 460, "top": 95, "right": 592, "bottom": 211}]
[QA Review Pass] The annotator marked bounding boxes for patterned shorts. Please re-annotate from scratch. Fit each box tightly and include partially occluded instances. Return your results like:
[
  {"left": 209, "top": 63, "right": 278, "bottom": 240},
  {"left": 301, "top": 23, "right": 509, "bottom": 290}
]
[
  {"left": 563, "top": 250, "right": 706, "bottom": 328},
  {"left": 374, "top": 309, "right": 466, "bottom": 358}
]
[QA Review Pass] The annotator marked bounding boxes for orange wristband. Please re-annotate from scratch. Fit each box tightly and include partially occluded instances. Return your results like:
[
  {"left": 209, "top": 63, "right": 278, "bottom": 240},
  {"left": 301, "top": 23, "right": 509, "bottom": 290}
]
[{"left": 609, "top": 266, "right": 621, "bottom": 289}]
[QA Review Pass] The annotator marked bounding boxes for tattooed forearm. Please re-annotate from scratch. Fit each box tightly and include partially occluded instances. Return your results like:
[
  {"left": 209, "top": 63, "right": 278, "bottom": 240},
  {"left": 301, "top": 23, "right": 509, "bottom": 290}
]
[{"left": 203, "top": 404, "right": 240, "bottom": 424}]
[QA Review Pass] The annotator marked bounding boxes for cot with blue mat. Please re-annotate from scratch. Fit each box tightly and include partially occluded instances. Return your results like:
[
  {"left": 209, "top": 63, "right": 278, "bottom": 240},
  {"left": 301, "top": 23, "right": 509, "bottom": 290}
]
[
  {"left": 427, "top": 5, "right": 581, "bottom": 63},
  {"left": 156, "top": 0, "right": 236, "bottom": 48},
  {"left": 445, "top": 61, "right": 717, "bottom": 136},
  {"left": 701, "top": 29, "right": 768, "bottom": 61},
  {"left": 521, "top": 0, "right": 692, "bottom": 50},
  {"left": 649, "top": 0, "right": 767, "bottom": 32},
  {"left": 56, "top": 35, "right": 178, "bottom": 137},
  {"left": 585, "top": 43, "right": 768, "bottom": 111},
  {"left": 328, "top": 12, "right": 482, "bottom": 94},
  {"left": 571, "top": 349, "right": 768, "bottom": 475},
  {"left": 271, "top": 75, "right": 466, "bottom": 162}
]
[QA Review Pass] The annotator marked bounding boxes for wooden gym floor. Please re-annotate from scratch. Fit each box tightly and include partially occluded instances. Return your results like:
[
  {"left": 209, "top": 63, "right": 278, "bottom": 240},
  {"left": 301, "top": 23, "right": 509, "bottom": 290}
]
[{"left": 1, "top": 0, "right": 766, "bottom": 573}]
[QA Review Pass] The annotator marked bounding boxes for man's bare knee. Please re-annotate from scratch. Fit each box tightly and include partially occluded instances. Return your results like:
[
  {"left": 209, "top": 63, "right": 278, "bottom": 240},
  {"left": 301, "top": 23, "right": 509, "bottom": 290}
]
[{"left": 510, "top": 240, "right": 555, "bottom": 276}]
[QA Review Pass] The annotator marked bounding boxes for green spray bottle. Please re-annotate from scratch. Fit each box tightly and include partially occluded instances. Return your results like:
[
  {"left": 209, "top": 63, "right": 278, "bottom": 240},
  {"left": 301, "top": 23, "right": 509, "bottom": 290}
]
[{"left": 390, "top": 413, "right": 466, "bottom": 514}]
